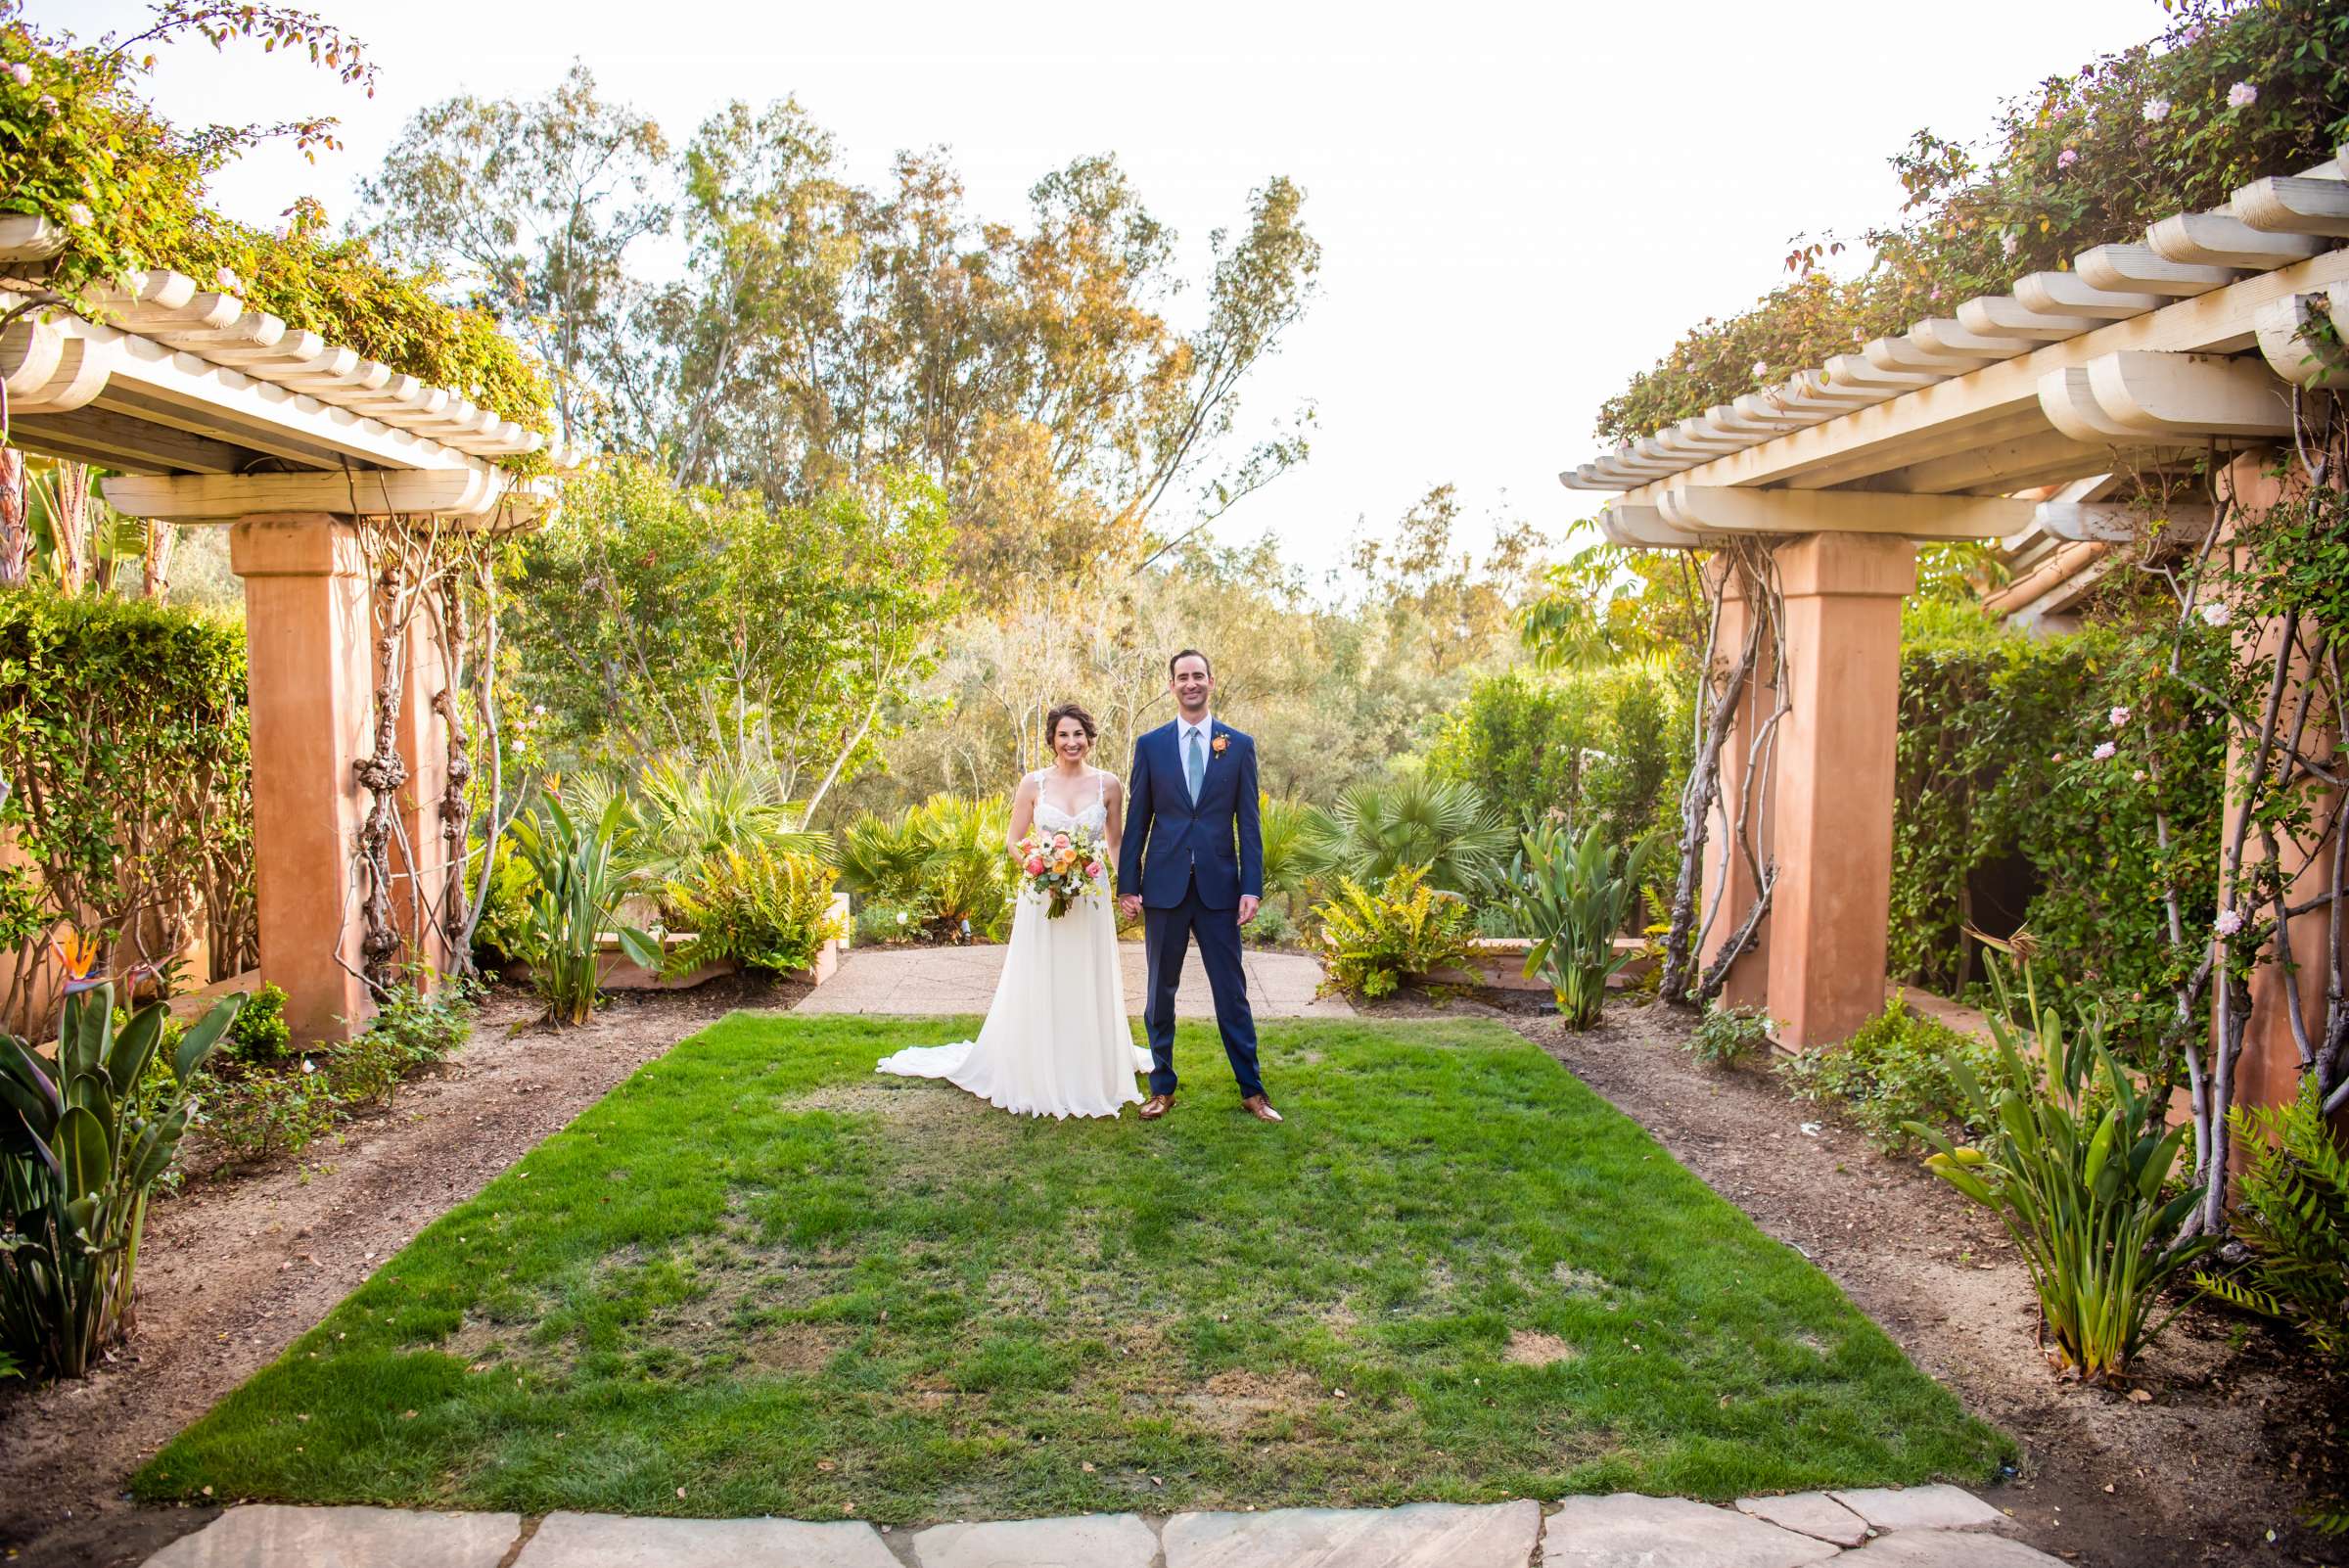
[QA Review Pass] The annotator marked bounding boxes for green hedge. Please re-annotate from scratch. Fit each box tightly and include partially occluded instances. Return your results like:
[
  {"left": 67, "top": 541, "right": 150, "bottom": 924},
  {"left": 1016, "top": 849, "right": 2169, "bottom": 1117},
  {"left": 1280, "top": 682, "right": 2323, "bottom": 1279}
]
[
  {"left": 0, "top": 590, "right": 253, "bottom": 1033},
  {"left": 1424, "top": 664, "right": 1687, "bottom": 849},
  {"left": 1890, "top": 603, "right": 2225, "bottom": 1057}
]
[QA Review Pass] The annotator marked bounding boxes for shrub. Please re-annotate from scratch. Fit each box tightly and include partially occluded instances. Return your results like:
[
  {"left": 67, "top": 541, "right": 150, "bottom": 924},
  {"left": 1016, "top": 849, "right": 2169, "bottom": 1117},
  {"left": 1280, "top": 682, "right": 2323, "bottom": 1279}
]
[
  {"left": 1510, "top": 820, "right": 1658, "bottom": 1030},
  {"left": 1244, "top": 901, "right": 1293, "bottom": 946},
  {"left": 663, "top": 847, "right": 845, "bottom": 977},
  {"left": 1427, "top": 664, "right": 1685, "bottom": 849},
  {"left": 1780, "top": 992, "right": 2000, "bottom": 1152},
  {"left": 0, "top": 590, "right": 254, "bottom": 1034},
  {"left": 1311, "top": 864, "right": 1477, "bottom": 1000},
  {"left": 1910, "top": 947, "right": 2216, "bottom": 1384},
  {"left": 508, "top": 791, "right": 661, "bottom": 1026},
  {"left": 1305, "top": 775, "right": 1511, "bottom": 897},
  {"left": 0, "top": 982, "right": 243, "bottom": 1380},
  {"left": 218, "top": 983, "right": 291, "bottom": 1066},
  {"left": 194, "top": 1058, "right": 343, "bottom": 1164},
  {"left": 341, "top": 980, "right": 473, "bottom": 1097},
  {"left": 852, "top": 901, "right": 920, "bottom": 945},
  {"left": 835, "top": 794, "right": 1013, "bottom": 942},
  {"left": 1687, "top": 1002, "right": 1775, "bottom": 1069}
]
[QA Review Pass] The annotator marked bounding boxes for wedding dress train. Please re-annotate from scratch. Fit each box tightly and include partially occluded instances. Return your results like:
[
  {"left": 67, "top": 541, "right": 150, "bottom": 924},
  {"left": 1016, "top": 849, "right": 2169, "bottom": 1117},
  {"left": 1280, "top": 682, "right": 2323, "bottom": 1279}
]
[{"left": 874, "top": 770, "right": 1150, "bottom": 1118}]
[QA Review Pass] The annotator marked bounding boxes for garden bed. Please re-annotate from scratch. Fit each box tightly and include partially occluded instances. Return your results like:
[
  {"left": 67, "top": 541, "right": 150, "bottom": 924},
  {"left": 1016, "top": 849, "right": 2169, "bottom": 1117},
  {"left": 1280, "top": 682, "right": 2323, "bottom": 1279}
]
[
  {"left": 1513, "top": 997, "right": 2345, "bottom": 1568},
  {"left": 0, "top": 976, "right": 807, "bottom": 1568}
]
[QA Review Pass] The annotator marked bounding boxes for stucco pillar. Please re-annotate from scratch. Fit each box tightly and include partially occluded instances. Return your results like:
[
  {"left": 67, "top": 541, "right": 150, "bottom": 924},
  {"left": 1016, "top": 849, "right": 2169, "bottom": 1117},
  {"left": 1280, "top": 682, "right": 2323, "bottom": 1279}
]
[
  {"left": 2216, "top": 453, "right": 2343, "bottom": 1124},
  {"left": 1766, "top": 532, "right": 1916, "bottom": 1049},
  {"left": 1698, "top": 557, "right": 1772, "bottom": 1009},
  {"left": 229, "top": 516, "right": 373, "bottom": 1043}
]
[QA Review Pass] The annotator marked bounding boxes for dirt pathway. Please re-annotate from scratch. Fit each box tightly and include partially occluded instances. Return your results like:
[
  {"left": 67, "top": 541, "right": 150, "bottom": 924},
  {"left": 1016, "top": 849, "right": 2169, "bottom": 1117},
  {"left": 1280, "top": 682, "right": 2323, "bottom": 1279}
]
[{"left": 0, "top": 978, "right": 803, "bottom": 1568}]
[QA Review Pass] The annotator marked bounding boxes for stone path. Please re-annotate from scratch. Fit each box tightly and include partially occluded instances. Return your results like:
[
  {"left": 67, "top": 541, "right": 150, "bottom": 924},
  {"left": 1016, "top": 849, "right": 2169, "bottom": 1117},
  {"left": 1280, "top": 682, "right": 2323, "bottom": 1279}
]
[
  {"left": 144, "top": 1485, "right": 2060, "bottom": 1567},
  {"left": 792, "top": 941, "right": 1353, "bottom": 1020}
]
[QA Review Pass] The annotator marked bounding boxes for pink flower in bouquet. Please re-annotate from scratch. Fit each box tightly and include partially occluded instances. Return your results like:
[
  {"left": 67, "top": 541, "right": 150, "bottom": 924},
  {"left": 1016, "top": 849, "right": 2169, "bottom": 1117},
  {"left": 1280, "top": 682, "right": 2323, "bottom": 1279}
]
[
  {"left": 1053, "top": 833, "right": 1070, "bottom": 850},
  {"left": 1086, "top": 860, "right": 1103, "bottom": 878},
  {"left": 1026, "top": 856, "right": 1046, "bottom": 876}
]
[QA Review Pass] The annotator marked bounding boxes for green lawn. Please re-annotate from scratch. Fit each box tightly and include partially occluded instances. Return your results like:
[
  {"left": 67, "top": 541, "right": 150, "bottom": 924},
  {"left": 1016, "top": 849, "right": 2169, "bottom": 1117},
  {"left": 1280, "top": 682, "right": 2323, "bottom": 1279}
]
[{"left": 139, "top": 1014, "right": 2008, "bottom": 1520}]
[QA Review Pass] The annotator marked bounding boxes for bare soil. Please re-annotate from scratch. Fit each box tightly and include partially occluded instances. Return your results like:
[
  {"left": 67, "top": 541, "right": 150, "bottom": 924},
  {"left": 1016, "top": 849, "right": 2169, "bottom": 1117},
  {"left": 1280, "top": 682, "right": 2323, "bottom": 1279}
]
[
  {"left": 1495, "top": 995, "right": 2348, "bottom": 1568},
  {"left": 0, "top": 975, "right": 806, "bottom": 1568}
]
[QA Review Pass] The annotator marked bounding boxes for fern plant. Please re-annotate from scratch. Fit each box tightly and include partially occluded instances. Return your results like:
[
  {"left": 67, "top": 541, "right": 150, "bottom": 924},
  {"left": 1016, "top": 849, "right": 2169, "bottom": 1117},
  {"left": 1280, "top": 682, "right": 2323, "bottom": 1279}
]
[
  {"left": 664, "top": 847, "right": 846, "bottom": 978},
  {"left": 2197, "top": 1073, "right": 2349, "bottom": 1356},
  {"left": 1310, "top": 864, "right": 1477, "bottom": 1000}
]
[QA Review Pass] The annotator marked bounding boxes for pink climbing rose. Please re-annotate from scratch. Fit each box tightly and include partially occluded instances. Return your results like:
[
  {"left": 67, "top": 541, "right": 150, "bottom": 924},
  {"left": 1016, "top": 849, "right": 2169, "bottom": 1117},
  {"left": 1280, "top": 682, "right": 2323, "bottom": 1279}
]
[
  {"left": 7, "top": 63, "right": 28, "bottom": 87},
  {"left": 2142, "top": 97, "right": 2171, "bottom": 122},
  {"left": 2109, "top": 705, "right": 2132, "bottom": 727},
  {"left": 2056, "top": 149, "right": 2079, "bottom": 169},
  {"left": 2215, "top": 907, "right": 2244, "bottom": 938},
  {"left": 2093, "top": 741, "right": 2117, "bottom": 761},
  {"left": 2227, "top": 81, "right": 2258, "bottom": 109},
  {"left": 2199, "top": 600, "right": 2233, "bottom": 627}
]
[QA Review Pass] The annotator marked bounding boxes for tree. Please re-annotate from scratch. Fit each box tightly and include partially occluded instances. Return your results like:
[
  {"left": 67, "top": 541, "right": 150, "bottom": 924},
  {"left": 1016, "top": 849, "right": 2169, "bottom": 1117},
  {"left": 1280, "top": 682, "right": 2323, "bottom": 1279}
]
[
  {"left": 360, "top": 61, "right": 669, "bottom": 443},
  {"left": 507, "top": 459, "right": 957, "bottom": 823}
]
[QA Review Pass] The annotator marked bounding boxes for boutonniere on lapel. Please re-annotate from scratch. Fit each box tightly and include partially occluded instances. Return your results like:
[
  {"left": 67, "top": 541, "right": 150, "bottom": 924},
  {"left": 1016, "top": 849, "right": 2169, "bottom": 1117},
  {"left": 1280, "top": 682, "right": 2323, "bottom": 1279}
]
[{"left": 1211, "top": 734, "right": 1229, "bottom": 758}]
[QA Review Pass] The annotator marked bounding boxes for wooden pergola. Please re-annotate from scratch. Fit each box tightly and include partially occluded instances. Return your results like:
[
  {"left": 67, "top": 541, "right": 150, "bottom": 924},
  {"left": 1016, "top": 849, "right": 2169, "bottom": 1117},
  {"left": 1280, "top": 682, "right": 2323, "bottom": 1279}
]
[
  {"left": 1, "top": 215, "right": 581, "bottom": 1040},
  {"left": 1558, "top": 151, "right": 2346, "bottom": 1102}
]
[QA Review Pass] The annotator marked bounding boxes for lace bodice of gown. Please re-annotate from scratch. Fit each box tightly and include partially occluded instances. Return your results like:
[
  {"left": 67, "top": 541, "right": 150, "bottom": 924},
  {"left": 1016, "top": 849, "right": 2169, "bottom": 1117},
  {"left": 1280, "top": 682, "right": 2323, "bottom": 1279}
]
[{"left": 1032, "top": 767, "right": 1109, "bottom": 832}]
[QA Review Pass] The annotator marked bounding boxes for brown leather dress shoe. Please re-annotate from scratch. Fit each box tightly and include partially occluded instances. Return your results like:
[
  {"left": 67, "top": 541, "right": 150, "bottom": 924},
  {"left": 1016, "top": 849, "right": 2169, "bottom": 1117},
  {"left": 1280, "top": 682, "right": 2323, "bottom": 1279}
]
[
  {"left": 1242, "top": 1094, "right": 1283, "bottom": 1123},
  {"left": 1139, "top": 1093, "right": 1174, "bottom": 1120}
]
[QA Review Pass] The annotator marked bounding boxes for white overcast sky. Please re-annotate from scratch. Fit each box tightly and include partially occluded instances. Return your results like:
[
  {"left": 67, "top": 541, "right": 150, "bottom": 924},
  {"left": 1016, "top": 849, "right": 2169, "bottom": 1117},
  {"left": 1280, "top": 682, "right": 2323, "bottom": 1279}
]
[{"left": 69, "top": 0, "right": 2158, "bottom": 576}]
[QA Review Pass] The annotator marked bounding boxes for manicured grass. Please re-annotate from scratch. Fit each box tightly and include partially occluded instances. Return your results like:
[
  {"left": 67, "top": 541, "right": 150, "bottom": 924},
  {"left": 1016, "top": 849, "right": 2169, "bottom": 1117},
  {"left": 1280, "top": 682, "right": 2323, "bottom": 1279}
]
[{"left": 138, "top": 1014, "right": 2008, "bottom": 1520}]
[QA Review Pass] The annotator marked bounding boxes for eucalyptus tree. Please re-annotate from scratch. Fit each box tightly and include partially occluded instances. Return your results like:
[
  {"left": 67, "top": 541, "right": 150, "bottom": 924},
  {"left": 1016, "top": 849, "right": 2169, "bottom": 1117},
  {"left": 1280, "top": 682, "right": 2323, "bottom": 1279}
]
[{"left": 360, "top": 62, "right": 671, "bottom": 443}]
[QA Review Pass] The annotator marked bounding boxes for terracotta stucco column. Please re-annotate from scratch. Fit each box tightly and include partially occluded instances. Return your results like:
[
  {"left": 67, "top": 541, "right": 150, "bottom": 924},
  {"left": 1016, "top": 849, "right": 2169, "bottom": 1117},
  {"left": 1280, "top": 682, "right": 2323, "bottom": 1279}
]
[
  {"left": 2214, "top": 452, "right": 2343, "bottom": 1124},
  {"left": 1766, "top": 532, "right": 1916, "bottom": 1049},
  {"left": 229, "top": 516, "right": 373, "bottom": 1043},
  {"left": 1698, "top": 557, "right": 1773, "bottom": 1010}
]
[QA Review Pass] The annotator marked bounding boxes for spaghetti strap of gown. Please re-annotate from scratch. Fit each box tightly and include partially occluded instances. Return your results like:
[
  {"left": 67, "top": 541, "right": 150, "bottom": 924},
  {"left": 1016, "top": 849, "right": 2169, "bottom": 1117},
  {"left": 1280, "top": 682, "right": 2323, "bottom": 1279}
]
[{"left": 875, "top": 769, "right": 1149, "bottom": 1118}]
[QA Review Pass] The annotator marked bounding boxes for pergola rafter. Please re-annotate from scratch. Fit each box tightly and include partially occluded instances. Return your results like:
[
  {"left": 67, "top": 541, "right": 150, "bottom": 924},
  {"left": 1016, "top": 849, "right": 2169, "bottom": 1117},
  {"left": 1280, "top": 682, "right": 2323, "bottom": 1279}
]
[
  {"left": 0, "top": 218, "right": 585, "bottom": 1041},
  {"left": 1554, "top": 149, "right": 2347, "bottom": 1073}
]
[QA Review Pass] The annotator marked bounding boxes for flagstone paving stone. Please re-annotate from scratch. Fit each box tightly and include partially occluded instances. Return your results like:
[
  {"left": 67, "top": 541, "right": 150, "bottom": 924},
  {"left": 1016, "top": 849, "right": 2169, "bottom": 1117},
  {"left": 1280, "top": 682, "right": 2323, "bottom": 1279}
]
[
  {"left": 1544, "top": 1494, "right": 1842, "bottom": 1568},
  {"left": 1836, "top": 1528, "right": 2067, "bottom": 1565},
  {"left": 793, "top": 943, "right": 1353, "bottom": 1020},
  {"left": 141, "top": 1505, "right": 520, "bottom": 1568},
  {"left": 1734, "top": 1492, "right": 1871, "bottom": 1547},
  {"left": 1161, "top": 1500, "right": 1543, "bottom": 1567},
  {"left": 911, "top": 1511, "right": 1158, "bottom": 1568},
  {"left": 1827, "top": 1484, "right": 2007, "bottom": 1535},
  {"left": 139, "top": 1486, "right": 2042, "bottom": 1567},
  {"left": 509, "top": 1510, "right": 901, "bottom": 1568}
]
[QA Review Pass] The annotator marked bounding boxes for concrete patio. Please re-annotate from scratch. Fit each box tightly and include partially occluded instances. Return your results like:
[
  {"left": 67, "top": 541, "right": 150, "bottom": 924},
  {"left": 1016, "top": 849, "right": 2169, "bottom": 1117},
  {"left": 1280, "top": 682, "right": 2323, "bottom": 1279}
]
[
  {"left": 791, "top": 942, "right": 1353, "bottom": 1021},
  {"left": 142, "top": 1485, "right": 2058, "bottom": 1566}
]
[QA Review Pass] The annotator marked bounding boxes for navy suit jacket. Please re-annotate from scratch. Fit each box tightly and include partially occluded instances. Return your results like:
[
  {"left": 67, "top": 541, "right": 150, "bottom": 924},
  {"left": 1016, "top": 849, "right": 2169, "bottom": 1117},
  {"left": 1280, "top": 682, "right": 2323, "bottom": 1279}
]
[{"left": 1118, "top": 719, "right": 1263, "bottom": 911}]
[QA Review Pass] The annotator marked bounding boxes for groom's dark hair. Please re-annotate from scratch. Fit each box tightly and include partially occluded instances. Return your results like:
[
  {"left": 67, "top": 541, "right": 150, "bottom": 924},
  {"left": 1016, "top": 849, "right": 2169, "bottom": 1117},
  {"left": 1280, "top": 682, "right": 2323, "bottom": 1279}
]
[{"left": 1169, "top": 648, "right": 1213, "bottom": 678}]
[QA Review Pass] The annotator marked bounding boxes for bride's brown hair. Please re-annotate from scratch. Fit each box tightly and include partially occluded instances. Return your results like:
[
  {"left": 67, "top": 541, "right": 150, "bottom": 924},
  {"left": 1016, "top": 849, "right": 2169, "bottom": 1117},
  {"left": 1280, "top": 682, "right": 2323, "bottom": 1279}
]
[{"left": 1045, "top": 702, "right": 1097, "bottom": 743}]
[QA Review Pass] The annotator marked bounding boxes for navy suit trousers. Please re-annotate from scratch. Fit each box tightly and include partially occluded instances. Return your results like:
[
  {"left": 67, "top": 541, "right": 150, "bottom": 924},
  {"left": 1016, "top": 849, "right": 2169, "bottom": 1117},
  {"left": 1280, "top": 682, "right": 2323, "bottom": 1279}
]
[{"left": 1142, "top": 872, "right": 1263, "bottom": 1100}]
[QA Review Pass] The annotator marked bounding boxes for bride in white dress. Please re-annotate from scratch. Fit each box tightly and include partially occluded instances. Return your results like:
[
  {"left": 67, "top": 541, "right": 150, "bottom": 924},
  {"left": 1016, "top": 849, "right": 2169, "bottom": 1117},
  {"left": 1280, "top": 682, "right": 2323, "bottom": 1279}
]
[{"left": 875, "top": 703, "right": 1153, "bottom": 1118}]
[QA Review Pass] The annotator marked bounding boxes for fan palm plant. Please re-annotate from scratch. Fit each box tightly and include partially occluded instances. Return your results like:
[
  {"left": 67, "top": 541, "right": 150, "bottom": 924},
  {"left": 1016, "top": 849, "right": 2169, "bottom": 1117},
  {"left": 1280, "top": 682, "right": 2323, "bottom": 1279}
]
[
  {"left": 630, "top": 756, "right": 826, "bottom": 878},
  {"left": 1305, "top": 775, "right": 1511, "bottom": 896},
  {"left": 834, "top": 794, "right": 1013, "bottom": 941},
  {"left": 1256, "top": 794, "right": 1322, "bottom": 903}
]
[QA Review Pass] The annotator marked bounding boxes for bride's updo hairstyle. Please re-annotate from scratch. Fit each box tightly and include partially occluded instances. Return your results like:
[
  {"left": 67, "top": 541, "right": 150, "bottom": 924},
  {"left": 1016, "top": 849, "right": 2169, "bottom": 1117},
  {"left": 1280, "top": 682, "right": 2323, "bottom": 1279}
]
[{"left": 1045, "top": 703, "right": 1098, "bottom": 747}]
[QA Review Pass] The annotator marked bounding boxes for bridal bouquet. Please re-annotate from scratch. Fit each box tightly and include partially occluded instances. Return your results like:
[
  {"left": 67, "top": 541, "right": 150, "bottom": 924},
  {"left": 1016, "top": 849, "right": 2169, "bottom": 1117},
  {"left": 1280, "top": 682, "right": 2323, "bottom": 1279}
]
[{"left": 1013, "top": 824, "right": 1108, "bottom": 918}]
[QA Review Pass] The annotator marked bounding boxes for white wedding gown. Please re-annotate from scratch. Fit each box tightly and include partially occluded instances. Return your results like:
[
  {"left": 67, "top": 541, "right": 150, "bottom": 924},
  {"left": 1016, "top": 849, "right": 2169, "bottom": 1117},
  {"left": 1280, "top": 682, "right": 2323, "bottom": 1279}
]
[{"left": 874, "top": 769, "right": 1151, "bottom": 1118}]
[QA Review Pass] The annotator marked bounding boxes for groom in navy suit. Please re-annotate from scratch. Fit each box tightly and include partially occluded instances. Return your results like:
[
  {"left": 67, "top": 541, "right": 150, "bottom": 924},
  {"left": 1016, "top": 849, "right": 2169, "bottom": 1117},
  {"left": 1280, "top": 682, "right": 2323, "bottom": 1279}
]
[{"left": 1117, "top": 649, "right": 1279, "bottom": 1123}]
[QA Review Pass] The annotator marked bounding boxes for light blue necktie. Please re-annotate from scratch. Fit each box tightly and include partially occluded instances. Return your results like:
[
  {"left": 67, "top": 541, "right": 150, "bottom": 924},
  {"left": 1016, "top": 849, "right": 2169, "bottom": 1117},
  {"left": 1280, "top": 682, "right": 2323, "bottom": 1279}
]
[{"left": 1185, "top": 726, "right": 1205, "bottom": 804}]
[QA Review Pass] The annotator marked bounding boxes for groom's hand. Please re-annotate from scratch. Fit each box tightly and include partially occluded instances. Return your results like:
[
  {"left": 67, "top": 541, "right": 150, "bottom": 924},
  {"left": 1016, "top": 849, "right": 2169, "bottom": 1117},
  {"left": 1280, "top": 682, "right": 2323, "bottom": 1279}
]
[
  {"left": 1238, "top": 895, "right": 1261, "bottom": 925},
  {"left": 1120, "top": 894, "right": 1142, "bottom": 921}
]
